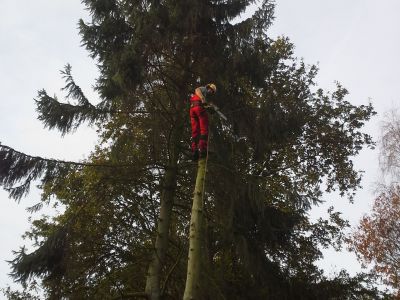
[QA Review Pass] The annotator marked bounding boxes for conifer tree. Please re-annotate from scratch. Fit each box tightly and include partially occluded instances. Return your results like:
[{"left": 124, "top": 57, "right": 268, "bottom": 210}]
[{"left": 0, "top": 1, "right": 390, "bottom": 299}]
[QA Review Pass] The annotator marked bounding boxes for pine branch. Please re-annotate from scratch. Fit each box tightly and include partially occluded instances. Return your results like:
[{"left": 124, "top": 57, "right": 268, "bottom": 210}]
[
  {"left": 36, "top": 64, "right": 115, "bottom": 135},
  {"left": 0, "top": 143, "right": 133, "bottom": 200},
  {"left": 61, "top": 64, "right": 93, "bottom": 107},
  {"left": 35, "top": 89, "right": 104, "bottom": 136},
  {"left": 36, "top": 64, "right": 152, "bottom": 135},
  {"left": 9, "top": 225, "right": 69, "bottom": 284}
]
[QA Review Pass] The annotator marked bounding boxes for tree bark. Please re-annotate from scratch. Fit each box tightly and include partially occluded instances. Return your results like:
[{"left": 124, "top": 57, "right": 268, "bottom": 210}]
[
  {"left": 183, "top": 158, "right": 207, "bottom": 300},
  {"left": 145, "top": 120, "right": 183, "bottom": 300},
  {"left": 145, "top": 164, "right": 177, "bottom": 300}
]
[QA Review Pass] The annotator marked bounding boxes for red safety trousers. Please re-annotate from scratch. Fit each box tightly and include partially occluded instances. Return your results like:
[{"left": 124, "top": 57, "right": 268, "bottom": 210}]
[{"left": 189, "top": 94, "right": 209, "bottom": 154}]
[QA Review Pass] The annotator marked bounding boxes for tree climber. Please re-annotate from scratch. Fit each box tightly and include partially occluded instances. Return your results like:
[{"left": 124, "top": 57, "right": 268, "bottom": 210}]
[{"left": 189, "top": 83, "right": 217, "bottom": 161}]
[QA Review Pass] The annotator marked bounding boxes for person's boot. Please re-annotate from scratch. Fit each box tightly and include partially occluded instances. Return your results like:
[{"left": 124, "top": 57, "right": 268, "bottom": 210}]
[{"left": 192, "top": 150, "right": 199, "bottom": 161}]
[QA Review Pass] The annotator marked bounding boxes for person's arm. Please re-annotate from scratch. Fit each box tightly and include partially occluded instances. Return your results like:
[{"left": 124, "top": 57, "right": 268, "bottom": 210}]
[{"left": 195, "top": 87, "right": 208, "bottom": 103}]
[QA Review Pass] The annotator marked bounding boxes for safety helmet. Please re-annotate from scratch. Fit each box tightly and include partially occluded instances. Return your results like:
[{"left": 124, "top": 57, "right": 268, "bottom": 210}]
[{"left": 207, "top": 83, "right": 217, "bottom": 93}]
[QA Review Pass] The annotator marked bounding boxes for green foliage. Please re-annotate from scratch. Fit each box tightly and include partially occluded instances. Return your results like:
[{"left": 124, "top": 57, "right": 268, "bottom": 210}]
[
  {"left": 35, "top": 64, "right": 108, "bottom": 136},
  {"left": 0, "top": 144, "right": 73, "bottom": 200},
  {"left": 10, "top": 224, "right": 68, "bottom": 285},
  {"left": 2, "top": 286, "right": 41, "bottom": 300},
  {"left": 0, "top": 0, "right": 383, "bottom": 299}
]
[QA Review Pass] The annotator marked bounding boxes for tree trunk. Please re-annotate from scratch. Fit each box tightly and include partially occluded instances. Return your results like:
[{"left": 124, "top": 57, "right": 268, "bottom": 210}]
[
  {"left": 145, "top": 164, "right": 177, "bottom": 300},
  {"left": 183, "top": 158, "right": 207, "bottom": 300},
  {"left": 145, "top": 120, "right": 183, "bottom": 300}
]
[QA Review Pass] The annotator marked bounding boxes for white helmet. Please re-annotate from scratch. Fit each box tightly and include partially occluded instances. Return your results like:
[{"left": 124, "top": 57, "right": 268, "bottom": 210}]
[{"left": 207, "top": 83, "right": 217, "bottom": 93}]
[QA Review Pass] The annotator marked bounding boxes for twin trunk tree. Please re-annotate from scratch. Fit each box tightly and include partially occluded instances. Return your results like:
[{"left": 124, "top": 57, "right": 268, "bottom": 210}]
[{"left": 0, "top": 1, "right": 388, "bottom": 299}]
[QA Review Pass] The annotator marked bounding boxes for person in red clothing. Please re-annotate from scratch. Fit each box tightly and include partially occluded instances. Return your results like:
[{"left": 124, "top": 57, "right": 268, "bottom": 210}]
[{"left": 189, "top": 83, "right": 217, "bottom": 160}]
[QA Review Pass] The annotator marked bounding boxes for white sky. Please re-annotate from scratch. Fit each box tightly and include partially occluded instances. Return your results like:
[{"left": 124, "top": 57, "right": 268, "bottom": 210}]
[
  {"left": 0, "top": 0, "right": 399, "bottom": 291},
  {"left": 269, "top": 0, "right": 400, "bottom": 276}
]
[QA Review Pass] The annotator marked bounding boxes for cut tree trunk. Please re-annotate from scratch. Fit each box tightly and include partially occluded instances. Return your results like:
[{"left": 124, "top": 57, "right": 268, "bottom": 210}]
[{"left": 183, "top": 158, "right": 207, "bottom": 300}]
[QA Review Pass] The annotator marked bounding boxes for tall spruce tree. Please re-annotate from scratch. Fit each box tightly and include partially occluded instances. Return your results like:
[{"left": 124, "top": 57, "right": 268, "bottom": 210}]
[{"left": 0, "top": 1, "right": 390, "bottom": 299}]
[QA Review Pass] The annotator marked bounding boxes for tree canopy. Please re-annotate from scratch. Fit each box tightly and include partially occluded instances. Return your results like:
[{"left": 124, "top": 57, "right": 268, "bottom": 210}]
[{"left": 0, "top": 1, "right": 387, "bottom": 299}]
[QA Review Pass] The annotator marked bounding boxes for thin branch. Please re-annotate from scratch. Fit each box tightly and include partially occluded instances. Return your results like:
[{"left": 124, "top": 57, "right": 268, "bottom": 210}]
[{"left": 161, "top": 244, "right": 184, "bottom": 295}]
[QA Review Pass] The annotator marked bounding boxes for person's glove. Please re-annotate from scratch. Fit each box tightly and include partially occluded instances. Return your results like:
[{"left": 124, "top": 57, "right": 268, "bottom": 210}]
[{"left": 204, "top": 104, "right": 216, "bottom": 114}]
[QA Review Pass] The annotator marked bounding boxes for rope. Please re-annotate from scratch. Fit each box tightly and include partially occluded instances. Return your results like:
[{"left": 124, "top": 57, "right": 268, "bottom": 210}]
[{"left": 201, "top": 121, "right": 211, "bottom": 203}]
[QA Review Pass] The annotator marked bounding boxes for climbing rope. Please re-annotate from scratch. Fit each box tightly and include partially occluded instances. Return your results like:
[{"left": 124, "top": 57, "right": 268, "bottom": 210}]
[{"left": 201, "top": 121, "right": 211, "bottom": 203}]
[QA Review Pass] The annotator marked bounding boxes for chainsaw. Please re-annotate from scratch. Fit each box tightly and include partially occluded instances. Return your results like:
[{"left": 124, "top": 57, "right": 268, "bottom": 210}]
[{"left": 205, "top": 103, "right": 227, "bottom": 121}]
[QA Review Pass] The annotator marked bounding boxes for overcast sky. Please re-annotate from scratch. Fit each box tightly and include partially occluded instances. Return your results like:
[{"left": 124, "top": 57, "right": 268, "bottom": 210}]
[{"left": 1, "top": 0, "right": 399, "bottom": 291}]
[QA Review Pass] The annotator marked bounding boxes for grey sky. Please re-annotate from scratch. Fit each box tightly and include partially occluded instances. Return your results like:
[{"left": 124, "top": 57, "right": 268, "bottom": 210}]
[{"left": 1, "top": 0, "right": 399, "bottom": 291}]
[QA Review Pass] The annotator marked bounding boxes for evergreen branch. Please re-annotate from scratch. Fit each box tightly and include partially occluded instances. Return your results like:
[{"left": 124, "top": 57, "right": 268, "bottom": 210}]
[
  {"left": 61, "top": 64, "right": 93, "bottom": 107},
  {"left": 0, "top": 143, "right": 133, "bottom": 168},
  {"left": 0, "top": 143, "right": 134, "bottom": 200},
  {"left": 35, "top": 89, "right": 104, "bottom": 136},
  {"left": 9, "top": 225, "right": 69, "bottom": 284},
  {"left": 38, "top": 64, "right": 148, "bottom": 135},
  {"left": 0, "top": 143, "right": 69, "bottom": 200},
  {"left": 142, "top": 80, "right": 174, "bottom": 124},
  {"left": 35, "top": 89, "right": 151, "bottom": 136},
  {"left": 34, "top": 64, "right": 107, "bottom": 135}
]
